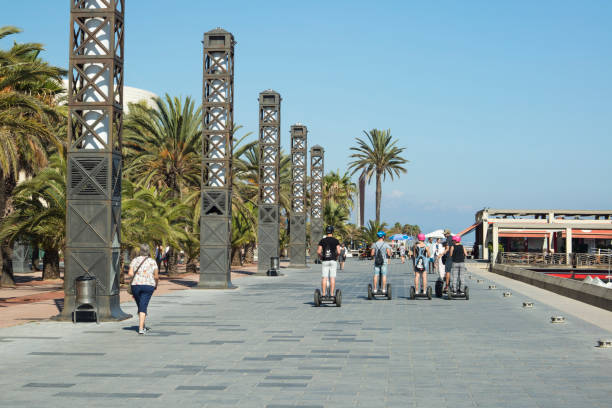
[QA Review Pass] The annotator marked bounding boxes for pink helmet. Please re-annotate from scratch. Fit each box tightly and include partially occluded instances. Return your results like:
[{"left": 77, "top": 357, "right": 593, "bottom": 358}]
[
  {"left": 417, "top": 233, "right": 426, "bottom": 241},
  {"left": 452, "top": 235, "right": 461, "bottom": 243}
]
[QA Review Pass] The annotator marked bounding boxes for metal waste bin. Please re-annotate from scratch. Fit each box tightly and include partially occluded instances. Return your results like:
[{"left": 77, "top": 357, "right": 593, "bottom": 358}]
[
  {"left": 73, "top": 275, "right": 99, "bottom": 324},
  {"left": 267, "top": 256, "right": 280, "bottom": 276}
]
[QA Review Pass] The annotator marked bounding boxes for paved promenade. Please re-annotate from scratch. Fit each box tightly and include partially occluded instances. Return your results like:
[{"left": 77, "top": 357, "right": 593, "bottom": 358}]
[{"left": 1, "top": 259, "right": 611, "bottom": 407}]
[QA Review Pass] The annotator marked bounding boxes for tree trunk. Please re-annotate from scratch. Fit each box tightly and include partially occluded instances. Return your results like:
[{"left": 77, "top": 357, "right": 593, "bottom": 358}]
[
  {"left": 375, "top": 171, "right": 382, "bottom": 225},
  {"left": 31, "top": 240, "right": 40, "bottom": 271},
  {"left": 42, "top": 248, "right": 61, "bottom": 280},
  {"left": 185, "top": 260, "right": 197, "bottom": 274},
  {"left": 245, "top": 242, "right": 255, "bottom": 264},
  {"left": 0, "top": 175, "right": 16, "bottom": 287},
  {"left": 167, "top": 247, "right": 179, "bottom": 277},
  {"left": 230, "top": 246, "right": 241, "bottom": 266}
]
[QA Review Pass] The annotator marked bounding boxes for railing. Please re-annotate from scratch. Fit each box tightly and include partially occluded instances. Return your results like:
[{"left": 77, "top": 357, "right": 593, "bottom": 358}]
[
  {"left": 575, "top": 253, "right": 612, "bottom": 267},
  {"left": 498, "top": 252, "right": 612, "bottom": 267},
  {"left": 498, "top": 252, "right": 570, "bottom": 265}
]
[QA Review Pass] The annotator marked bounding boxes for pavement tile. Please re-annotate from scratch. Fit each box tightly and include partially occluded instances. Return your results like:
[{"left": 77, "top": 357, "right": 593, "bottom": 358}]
[{"left": 0, "top": 261, "right": 611, "bottom": 407}]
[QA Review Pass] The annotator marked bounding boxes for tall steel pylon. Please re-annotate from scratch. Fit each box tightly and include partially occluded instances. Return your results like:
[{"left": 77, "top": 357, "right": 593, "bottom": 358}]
[
  {"left": 289, "top": 124, "right": 308, "bottom": 268},
  {"left": 257, "top": 91, "right": 281, "bottom": 274},
  {"left": 61, "top": 0, "right": 128, "bottom": 320},
  {"left": 310, "top": 145, "right": 324, "bottom": 251},
  {"left": 199, "top": 28, "right": 235, "bottom": 288}
]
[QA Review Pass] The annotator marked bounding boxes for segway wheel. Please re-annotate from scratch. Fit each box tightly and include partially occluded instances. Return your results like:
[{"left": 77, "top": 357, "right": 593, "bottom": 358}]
[
  {"left": 387, "top": 284, "right": 392, "bottom": 300},
  {"left": 426, "top": 286, "right": 432, "bottom": 300},
  {"left": 465, "top": 286, "right": 469, "bottom": 300},
  {"left": 409, "top": 286, "right": 416, "bottom": 300},
  {"left": 335, "top": 289, "right": 342, "bottom": 307},
  {"left": 314, "top": 289, "right": 321, "bottom": 307},
  {"left": 367, "top": 284, "right": 373, "bottom": 300}
]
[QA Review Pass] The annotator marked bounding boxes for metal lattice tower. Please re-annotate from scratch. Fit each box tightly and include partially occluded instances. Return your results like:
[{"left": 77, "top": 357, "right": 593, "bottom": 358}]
[
  {"left": 289, "top": 124, "right": 308, "bottom": 268},
  {"left": 257, "top": 91, "right": 281, "bottom": 274},
  {"left": 61, "top": 0, "right": 129, "bottom": 320},
  {"left": 310, "top": 146, "right": 324, "bottom": 249},
  {"left": 199, "top": 28, "right": 235, "bottom": 289}
]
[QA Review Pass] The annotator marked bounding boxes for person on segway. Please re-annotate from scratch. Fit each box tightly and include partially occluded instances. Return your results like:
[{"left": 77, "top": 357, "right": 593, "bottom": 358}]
[
  {"left": 412, "top": 233, "right": 431, "bottom": 294},
  {"left": 371, "top": 231, "right": 392, "bottom": 294},
  {"left": 449, "top": 235, "right": 468, "bottom": 295},
  {"left": 317, "top": 225, "right": 341, "bottom": 298}
]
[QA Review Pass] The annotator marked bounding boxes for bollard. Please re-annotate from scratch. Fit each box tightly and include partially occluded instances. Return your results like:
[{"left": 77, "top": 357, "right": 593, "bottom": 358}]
[
  {"left": 596, "top": 339, "right": 612, "bottom": 348},
  {"left": 488, "top": 285, "right": 496, "bottom": 290},
  {"left": 523, "top": 302, "right": 534, "bottom": 308},
  {"left": 551, "top": 316, "right": 565, "bottom": 323},
  {"left": 503, "top": 291, "right": 511, "bottom": 297}
]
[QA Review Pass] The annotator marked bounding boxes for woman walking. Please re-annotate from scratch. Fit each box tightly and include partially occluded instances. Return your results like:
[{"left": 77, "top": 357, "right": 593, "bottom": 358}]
[{"left": 128, "top": 244, "right": 159, "bottom": 335}]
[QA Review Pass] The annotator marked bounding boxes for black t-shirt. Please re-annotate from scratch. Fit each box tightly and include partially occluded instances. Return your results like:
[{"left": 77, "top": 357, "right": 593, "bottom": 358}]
[
  {"left": 319, "top": 237, "right": 340, "bottom": 261},
  {"left": 452, "top": 244, "right": 465, "bottom": 263}
]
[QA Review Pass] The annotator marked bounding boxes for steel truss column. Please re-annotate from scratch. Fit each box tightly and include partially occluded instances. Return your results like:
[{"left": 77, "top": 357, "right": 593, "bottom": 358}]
[
  {"left": 199, "top": 28, "right": 236, "bottom": 289},
  {"left": 310, "top": 146, "right": 324, "bottom": 253},
  {"left": 289, "top": 124, "right": 308, "bottom": 268},
  {"left": 257, "top": 91, "right": 281, "bottom": 274},
  {"left": 60, "top": 0, "right": 129, "bottom": 321}
]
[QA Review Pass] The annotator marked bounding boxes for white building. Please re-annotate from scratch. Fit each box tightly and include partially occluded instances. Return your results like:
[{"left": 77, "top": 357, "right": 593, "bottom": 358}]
[{"left": 60, "top": 80, "right": 158, "bottom": 113}]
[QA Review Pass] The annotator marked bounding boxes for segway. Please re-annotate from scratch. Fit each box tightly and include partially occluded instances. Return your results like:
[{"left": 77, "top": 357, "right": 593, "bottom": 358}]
[
  {"left": 314, "top": 288, "right": 342, "bottom": 307},
  {"left": 367, "top": 272, "right": 392, "bottom": 300},
  {"left": 409, "top": 285, "right": 432, "bottom": 300},
  {"left": 447, "top": 279, "right": 469, "bottom": 300}
]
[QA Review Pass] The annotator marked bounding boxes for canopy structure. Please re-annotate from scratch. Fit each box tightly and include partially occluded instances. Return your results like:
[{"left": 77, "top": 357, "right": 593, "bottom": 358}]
[{"left": 425, "top": 229, "right": 447, "bottom": 239}]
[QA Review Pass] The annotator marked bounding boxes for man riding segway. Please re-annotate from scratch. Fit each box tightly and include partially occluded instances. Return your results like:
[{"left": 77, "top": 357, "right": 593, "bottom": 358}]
[
  {"left": 369, "top": 231, "right": 392, "bottom": 299},
  {"left": 314, "top": 225, "right": 342, "bottom": 306}
]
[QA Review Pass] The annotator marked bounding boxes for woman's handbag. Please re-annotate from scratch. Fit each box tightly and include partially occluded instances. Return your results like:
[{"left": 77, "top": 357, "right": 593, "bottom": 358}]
[{"left": 127, "top": 257, "right": 148, "bottom": 295}]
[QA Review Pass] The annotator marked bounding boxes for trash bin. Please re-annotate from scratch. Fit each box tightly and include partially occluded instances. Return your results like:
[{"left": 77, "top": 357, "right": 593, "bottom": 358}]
[
  {"left": 73, "top": 275, "right": 99, "bottom": 324},
  {"left": 267, "top": 256, "right": 280, "bottom": 276}
]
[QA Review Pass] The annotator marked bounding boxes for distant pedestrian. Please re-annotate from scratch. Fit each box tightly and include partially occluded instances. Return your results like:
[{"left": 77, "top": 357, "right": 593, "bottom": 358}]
[
  {"left": 128, "top": 244, "right": 159, "bottom": 335},
  {"left": 339, "top": 243, "right": 347, "bottom": 270},
  {"left": 427, "top": 237, "right": 435, "bottom": 274},
  {"left": 434, "top": 238, "right": 444, "bottom": 277},
  {"left": 154, "top": 244, "right": 163, "bottom": 270},
  {"left": 400, "top": 244, "right": 406, "bottom": 264}
]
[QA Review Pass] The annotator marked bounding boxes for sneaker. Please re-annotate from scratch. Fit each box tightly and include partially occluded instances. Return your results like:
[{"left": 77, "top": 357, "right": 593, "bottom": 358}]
[
  {"left": 382, "top": 290, "right": 387, "bottom": 294},
  {"left": 138, "top": 328, "right": 148, "bottom": 335}
]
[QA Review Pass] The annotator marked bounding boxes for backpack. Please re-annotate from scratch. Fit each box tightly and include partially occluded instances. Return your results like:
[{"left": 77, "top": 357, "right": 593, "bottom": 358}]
[
  {"left": 322, "top": 239, "right": 336, "bottom": 261},
  {"left": 374, "top": 243, "right": 385, "bottom": 267},
  {"left": 414, "top": 246, "right": 427, "bottom": 272}
]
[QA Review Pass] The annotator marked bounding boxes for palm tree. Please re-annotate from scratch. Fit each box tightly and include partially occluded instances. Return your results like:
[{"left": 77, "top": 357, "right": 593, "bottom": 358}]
[
  {"left": 402, "top": 224, "right": 421, "bottom": 237},
  {"left": 0, "top": 154, "right": 66, "bottom": 280},
  {"left": 121, "top": 180, "right": 190, "bottom": 276},
  {"left": 0, "top": 26, "right": 65, "bottom": 286},
  {"left": 123, "top": 95, "right": 202, "bottom": 198},
  {"left": 323, "top": 170, "right": 357, "bottom": 211},
  {"left": 348, "top": 129, "right": 408, "bottom": 225},
  {"left": 323, "top": 200, "right": 350, "bottom": 240},
  {"left": 359, "top": 220, "right": 389, "bottom": 248}
]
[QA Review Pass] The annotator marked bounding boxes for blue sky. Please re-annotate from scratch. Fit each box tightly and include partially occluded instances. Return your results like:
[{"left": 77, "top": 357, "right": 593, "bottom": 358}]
[{"left": 3, "top": 0, "right": 612, "bottom": 239}]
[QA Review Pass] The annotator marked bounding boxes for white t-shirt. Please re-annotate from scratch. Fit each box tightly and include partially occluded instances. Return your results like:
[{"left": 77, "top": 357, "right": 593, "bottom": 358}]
[{"left": 130, "top": 256, "right": 158, "bottom": 286}]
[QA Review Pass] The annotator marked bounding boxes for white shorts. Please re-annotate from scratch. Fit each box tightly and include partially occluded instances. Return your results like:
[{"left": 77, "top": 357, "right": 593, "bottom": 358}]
[{"left": 321, "top": 260, "right": 337, "bottom": 278}]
